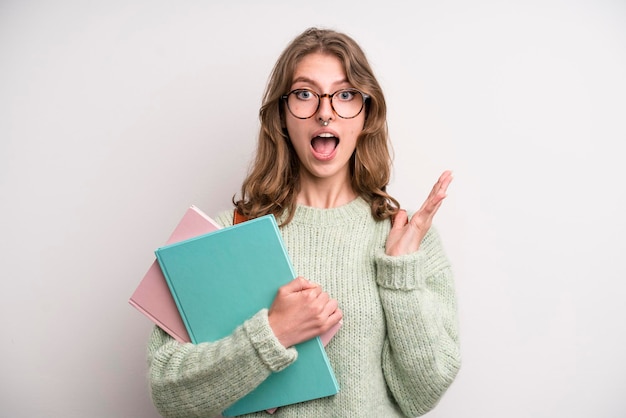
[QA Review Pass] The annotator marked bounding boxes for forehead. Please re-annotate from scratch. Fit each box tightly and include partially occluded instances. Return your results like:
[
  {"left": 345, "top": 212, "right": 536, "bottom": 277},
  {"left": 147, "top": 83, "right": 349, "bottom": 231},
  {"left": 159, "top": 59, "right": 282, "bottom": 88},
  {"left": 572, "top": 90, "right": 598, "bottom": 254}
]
[{"left": 291, "top": 52, "right": 347, "bottom": 87}]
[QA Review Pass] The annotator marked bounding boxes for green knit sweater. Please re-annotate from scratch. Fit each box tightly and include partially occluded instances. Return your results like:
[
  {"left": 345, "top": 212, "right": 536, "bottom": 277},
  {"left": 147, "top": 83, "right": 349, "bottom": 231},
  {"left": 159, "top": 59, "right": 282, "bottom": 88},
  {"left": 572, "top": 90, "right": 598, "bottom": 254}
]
[{"left": 147, "top": 197, "right": 461, "bottom": 417}]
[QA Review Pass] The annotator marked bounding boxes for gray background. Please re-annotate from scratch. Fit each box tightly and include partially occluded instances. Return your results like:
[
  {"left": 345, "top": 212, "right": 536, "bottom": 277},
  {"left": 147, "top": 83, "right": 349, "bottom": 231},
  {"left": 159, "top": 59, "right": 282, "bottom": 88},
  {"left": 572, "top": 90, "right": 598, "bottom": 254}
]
[{"left": 2, "top": 1, "right": 625, "bottom": 417}]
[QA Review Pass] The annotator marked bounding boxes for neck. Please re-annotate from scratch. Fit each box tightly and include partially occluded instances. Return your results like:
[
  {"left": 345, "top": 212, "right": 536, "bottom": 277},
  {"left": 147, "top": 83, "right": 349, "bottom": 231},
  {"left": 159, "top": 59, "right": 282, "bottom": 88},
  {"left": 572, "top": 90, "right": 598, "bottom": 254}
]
[{"left": 296, "top": 175, "right": 357, "bottom": 208}]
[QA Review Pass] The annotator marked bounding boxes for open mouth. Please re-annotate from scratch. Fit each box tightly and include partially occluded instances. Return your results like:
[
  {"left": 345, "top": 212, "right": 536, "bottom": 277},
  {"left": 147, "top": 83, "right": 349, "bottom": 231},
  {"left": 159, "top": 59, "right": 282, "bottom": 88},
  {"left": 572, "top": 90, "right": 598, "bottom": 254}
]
[{"left": 311, "top": 133, "right": 339, "bottom": 157}]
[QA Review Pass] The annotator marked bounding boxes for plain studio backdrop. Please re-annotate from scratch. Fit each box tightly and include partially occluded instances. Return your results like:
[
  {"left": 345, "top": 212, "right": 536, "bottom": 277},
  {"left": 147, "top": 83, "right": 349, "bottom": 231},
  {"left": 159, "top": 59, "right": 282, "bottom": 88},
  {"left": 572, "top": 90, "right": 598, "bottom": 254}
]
[{"left": 1, "top": 1, "right": 625, "bottom": 417}]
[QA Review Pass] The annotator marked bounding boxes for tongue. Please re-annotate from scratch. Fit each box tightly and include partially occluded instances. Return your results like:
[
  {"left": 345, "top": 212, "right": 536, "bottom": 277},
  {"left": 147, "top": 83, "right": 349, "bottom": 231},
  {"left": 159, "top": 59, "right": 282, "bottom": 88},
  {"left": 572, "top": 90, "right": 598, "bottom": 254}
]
[{"left": 311, "top": 137, "right": 337, "bottom": 155}]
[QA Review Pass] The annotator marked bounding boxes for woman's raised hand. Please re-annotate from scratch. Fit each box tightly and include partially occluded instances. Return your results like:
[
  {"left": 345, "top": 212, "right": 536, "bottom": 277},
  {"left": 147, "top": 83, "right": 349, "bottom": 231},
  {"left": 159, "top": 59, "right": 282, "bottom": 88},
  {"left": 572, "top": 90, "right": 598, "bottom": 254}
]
[{"left": 385, "top": 170, "right": 453, "bottom": 256}]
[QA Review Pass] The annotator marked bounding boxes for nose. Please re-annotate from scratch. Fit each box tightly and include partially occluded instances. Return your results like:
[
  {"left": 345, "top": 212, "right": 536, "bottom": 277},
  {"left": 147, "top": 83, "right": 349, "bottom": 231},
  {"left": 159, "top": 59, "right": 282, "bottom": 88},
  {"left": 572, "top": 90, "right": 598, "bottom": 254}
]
[{"left": 317, "top": 93, "right": 334, "bottom": 121}]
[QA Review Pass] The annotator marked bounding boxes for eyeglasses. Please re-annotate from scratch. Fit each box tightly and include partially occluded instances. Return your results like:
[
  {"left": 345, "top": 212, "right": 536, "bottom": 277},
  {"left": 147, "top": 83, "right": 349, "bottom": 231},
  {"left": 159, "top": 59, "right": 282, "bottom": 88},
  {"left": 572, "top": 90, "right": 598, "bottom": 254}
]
[{"left": 281, "top": 88, "right": 370, "bottom": 120}]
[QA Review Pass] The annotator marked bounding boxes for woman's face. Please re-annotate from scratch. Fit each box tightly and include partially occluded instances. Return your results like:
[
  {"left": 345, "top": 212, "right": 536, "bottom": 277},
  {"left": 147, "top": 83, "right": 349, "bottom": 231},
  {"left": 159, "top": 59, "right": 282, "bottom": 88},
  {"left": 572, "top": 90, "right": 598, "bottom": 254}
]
[{"left": 284, "top": 52, "right": 366, "bottom": 187}]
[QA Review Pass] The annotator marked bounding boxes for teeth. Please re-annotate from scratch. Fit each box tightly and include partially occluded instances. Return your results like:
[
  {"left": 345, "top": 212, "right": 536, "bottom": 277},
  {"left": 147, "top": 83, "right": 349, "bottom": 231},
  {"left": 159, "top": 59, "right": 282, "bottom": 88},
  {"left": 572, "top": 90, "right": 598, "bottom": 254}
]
[{"left": 318, "top": 133, "right": 335, "bottom": 138}]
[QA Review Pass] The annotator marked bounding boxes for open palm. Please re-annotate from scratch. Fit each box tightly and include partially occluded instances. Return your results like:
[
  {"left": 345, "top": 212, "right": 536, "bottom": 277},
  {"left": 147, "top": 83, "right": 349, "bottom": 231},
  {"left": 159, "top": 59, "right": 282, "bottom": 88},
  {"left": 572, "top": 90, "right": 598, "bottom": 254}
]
[{"left": 385, "top": 170, "right": 453, "bottom": 256}]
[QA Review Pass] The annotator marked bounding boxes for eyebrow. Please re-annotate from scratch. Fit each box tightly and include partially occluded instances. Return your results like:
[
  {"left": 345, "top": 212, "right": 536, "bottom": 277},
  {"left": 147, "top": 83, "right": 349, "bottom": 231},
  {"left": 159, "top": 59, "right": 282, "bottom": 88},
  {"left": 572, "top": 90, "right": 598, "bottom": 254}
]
[{"left": 290, "top": 76, "right": 351, "bottom": 90}]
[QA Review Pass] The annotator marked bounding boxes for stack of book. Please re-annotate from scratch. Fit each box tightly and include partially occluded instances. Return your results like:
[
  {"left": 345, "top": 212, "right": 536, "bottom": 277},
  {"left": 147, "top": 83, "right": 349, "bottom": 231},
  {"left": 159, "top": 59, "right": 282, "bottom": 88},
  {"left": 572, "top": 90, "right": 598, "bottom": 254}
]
[{"left": 128, "top": 206, "right": 339, "bottom": 417}]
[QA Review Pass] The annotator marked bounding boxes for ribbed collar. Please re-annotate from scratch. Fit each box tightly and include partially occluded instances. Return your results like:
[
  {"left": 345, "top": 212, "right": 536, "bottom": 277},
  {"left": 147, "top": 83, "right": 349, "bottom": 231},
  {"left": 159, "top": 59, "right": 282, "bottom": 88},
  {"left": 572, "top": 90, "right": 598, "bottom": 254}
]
[{"left": 280, "top": 196, "right": 372, "bottom": 227}]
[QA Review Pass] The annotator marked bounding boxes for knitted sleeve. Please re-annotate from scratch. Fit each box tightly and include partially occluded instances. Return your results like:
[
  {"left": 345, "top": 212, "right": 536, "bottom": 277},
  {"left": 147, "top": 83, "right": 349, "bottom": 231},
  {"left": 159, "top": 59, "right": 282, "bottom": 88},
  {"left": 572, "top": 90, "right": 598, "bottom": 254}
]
[
  {"left": 147, "top": 305, "right": 297, "bottom": 417},
  {"left": 147, "top": 309, "right": 297, "bottom": 417},
  {"left": 375, "top": 227, "right": 461, "bottom": 417}
]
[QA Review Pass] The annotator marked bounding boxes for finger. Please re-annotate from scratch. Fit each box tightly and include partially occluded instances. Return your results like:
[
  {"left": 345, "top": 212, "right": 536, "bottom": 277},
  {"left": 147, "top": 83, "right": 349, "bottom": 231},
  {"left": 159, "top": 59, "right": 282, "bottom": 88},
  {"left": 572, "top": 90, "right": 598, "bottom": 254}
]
[
  {"left": 428, "top": 171, "right": 452, "bottom": 200},
  {"left": 327, "top": 306, "right": 343, "bottom": 325},
  {"left": 439, "top": 169, "right": 453, "bottom": 183},
  {"left": 411, "top": 191, "right": 442, "bottom": 222},
  {"left": 438, "top": 170, "right": 453, "bottom": 194},
  {"left": 284, "top": 277, "right": 318, "bottom": 293},
  {"left": 322, "top": 298, "right": 339, "bottom": 317},
  {"left": 413, "top": 199, "right": 440, "bottom": 224},
  {"left": 302, "top": 286, "right": 324, "bottom": 300},
  {"left": 423, "top": 172, "right": 453, "bottom": 212},
  {"left": 413, "top": 195, "right": 444, "bottom": 222},
  {"left": 427, "top": 199, "right": 445, "bottom": 220},
  {"left": 429, "top": 189, "right": 448, "bottom": 211}
]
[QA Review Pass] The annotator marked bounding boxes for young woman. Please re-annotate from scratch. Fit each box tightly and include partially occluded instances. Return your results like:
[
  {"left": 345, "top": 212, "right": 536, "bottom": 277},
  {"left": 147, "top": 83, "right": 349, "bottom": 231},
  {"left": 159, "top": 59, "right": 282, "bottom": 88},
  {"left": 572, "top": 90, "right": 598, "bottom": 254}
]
[{"left": 147, "top": 27, "right": 461, "bottom": 417}]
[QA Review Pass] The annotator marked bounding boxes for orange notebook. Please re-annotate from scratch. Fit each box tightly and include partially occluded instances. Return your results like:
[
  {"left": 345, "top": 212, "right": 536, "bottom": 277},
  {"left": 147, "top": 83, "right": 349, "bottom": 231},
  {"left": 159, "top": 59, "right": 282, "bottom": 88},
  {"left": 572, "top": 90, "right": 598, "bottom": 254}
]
[{"left": 129, "top": 205, "right": 221, "bottom": 342}]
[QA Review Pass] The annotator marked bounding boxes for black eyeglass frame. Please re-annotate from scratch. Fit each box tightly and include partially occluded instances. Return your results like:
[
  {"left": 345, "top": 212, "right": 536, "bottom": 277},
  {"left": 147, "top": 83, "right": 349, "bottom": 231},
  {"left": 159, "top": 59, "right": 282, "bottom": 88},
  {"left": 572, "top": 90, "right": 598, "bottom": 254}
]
[{"left": 281, "top": 88, "right": 370, "bottom": 120}]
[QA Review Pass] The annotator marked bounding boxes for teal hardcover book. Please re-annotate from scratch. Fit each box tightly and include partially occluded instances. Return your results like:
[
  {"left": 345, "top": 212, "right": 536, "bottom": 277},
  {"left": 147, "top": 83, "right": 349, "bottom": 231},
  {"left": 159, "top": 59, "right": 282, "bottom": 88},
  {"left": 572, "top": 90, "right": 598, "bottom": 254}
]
[{"left": 154, "top": 215, "right": 339, "bottom": 417}]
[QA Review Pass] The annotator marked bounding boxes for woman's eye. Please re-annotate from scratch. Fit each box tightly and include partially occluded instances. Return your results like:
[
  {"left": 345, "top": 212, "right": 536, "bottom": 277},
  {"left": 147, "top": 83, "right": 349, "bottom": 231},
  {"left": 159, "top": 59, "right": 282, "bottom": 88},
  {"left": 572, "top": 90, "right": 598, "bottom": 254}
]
[
  {"left": 338, "top": 90, "right": 356, "bottom": 101},
  {"left": 295, "top": 90, "right": 314, "bottom": 100}
]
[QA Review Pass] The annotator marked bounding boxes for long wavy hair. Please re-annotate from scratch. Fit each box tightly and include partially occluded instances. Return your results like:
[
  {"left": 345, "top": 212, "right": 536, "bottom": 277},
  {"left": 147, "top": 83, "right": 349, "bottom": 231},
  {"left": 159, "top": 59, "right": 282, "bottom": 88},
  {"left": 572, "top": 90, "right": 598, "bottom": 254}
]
[{"left": 234, "top": 27, "right": 400, "bottom": 226}]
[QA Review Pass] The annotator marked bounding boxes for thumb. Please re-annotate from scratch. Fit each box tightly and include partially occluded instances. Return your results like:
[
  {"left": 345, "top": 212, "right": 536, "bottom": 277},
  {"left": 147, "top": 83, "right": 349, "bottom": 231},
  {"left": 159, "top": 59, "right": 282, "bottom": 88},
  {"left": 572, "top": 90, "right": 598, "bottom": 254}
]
[{"left": 392, "top": 209, "right": 408, "bottom": 230}]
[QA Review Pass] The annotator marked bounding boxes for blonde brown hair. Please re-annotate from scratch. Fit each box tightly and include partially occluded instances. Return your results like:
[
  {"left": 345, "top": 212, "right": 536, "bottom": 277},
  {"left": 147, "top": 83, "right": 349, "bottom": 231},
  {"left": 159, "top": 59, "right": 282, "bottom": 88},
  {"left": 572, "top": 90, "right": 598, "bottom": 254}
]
[{"left": 234, "top": 27, "right": 400, "bottom": 225}]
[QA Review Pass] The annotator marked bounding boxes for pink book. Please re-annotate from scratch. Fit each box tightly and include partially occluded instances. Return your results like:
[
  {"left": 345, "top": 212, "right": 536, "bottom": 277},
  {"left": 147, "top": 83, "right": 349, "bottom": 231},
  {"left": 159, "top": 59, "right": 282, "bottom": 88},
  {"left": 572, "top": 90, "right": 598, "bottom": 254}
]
[{"left": 129, "top": 205, "right": 221, "bottom": 342}]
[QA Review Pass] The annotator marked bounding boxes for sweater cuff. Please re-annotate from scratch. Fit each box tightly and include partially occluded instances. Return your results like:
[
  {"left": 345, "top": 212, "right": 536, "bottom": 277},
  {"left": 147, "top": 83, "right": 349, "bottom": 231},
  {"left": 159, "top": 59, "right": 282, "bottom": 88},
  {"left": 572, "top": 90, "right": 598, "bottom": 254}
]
[
  {"left": 375, "top": 248, "right": 426, "bottom": 290},
  {"left": 243, "top": 309, "right": 298, "bottom": 373}
]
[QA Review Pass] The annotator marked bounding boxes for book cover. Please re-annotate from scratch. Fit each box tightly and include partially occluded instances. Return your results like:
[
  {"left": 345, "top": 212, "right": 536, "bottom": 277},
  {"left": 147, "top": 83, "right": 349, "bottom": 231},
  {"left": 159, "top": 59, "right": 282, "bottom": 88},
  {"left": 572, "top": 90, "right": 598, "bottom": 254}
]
[
  {"left": 128, "top": 205, "right": 221, "bottom": 342},
  {"left": 155, "top": 215, "right": 339, "bottom": 417}
]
